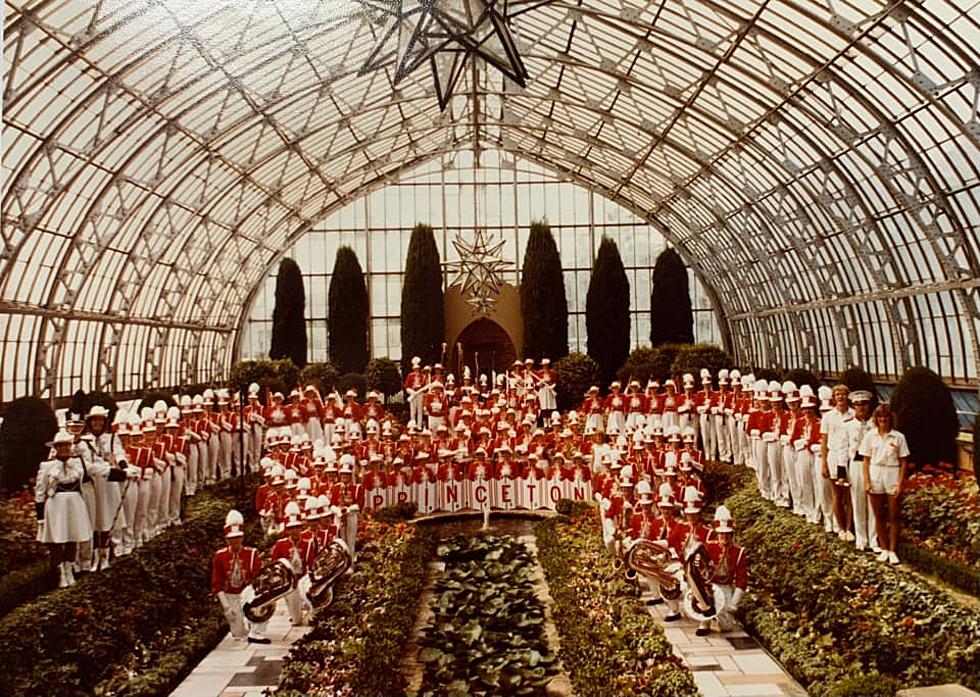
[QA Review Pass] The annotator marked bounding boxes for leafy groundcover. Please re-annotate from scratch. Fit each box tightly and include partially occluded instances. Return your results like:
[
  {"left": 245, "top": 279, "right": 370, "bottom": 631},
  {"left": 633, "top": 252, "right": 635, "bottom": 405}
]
[
  {"left": 0, "top": 479, "right": 261, "bottom": 697},
  {"left": 535, "top": 505, "right": 698, "bottom": 697},
  {"left": 276, "top": 519, "right": 433, "bottom": 697},
  {"left": 419, "top": 534, "right": 559, "bottom": 697},
  {"left": 729, "top": 487, "right": 980, "bottom": 696}
]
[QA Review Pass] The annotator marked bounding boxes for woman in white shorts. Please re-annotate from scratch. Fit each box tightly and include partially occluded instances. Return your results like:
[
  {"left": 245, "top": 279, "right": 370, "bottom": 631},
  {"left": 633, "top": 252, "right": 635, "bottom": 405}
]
[{"left": 859, "top": 404, "right": 909, "bottom": 565}]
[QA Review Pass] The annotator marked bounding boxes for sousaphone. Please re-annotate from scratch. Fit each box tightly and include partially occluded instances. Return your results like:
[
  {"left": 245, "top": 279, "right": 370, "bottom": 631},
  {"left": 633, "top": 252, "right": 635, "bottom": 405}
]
[
  {"left": 300, "top": 538, "right": 352, "bottom": 608},
  {"left": 242, "top": 559, "right": 295, "bottom": 623},
  {"left": 625, "top": 539, "right": 683, "bottom": 599}
]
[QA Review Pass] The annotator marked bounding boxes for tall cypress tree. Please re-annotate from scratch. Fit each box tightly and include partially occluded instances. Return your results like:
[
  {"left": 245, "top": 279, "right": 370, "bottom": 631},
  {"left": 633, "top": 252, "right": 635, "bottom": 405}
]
[
  {"left": 650, "top": 247, "right": 694, "bottom": 347},
  {"left": 520, "top": 220, "right": 569, "bottom": 361},
  {"left": 269, "top": 257, "right": 308, "bottom": 367},
  {"left": 328, "top": 246, "right": 369, "bottom": 374},
  {"left": 586, "top": 236, "right": 631, "bottom": 384},
  {"left": 400, "top": 223, "right": 444, "bottom": 373}
]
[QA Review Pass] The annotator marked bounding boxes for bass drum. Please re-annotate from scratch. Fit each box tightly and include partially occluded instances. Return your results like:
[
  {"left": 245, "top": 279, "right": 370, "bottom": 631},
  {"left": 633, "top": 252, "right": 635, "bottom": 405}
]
[{"left": 242, "top": 559, "right": 294, "bottom": 623}]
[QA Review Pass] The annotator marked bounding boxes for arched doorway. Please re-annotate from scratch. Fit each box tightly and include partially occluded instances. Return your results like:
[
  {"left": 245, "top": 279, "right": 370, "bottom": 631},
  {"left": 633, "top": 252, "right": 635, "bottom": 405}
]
[{"left": 450, "top": 318, "right": 516, "bottom": 381}]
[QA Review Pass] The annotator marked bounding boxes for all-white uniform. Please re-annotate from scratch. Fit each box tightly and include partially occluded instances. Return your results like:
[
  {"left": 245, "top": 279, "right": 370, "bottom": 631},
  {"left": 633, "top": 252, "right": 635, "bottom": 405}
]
[
  {"left": 846, "top": 417, "right": 877, "bottom": 550},
  {"left": 819, "top": 408, "right": 853, "bottom": 533},
  {"left": 35, "top": 456, "right": 93, "bottom": 544},
  {"left": 858, "top": 429, "right": 910, "bottom": 495}
]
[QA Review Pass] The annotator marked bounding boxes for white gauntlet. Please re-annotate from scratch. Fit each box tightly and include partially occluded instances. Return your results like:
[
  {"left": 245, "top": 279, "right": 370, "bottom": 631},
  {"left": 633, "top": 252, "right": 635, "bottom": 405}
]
[{"left": 731, "top": 587, "right": 744, "bottom": 610}]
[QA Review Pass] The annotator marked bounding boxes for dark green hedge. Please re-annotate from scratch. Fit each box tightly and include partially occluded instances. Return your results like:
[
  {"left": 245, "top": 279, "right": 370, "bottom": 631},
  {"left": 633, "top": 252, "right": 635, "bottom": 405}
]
[
  {"left": 0, "top": 481, "right": 259, "bottom": 697},
  {"left": 895, "top": 541, "right": 980, "bottom": 598}
]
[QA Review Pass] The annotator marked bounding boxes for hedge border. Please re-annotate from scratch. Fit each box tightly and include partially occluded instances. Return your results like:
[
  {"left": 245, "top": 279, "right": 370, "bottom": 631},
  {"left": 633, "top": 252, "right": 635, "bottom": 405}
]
[
  {"left": 535, "top": 508, "right": 698, "bottom": 697},
  {"left": 896, "top": 541, "right": 980, "bottom": 598}
]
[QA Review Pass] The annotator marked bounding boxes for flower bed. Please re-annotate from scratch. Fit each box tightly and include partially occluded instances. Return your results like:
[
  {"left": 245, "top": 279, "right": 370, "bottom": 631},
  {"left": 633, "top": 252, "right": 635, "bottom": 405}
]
[
  {"left": 729, "top": 487, "right": 980, "bottom": 696},
  {"left": 0, "top": 480, "right": 260, "bottom": 697},
  {"left": 418, "top": 534, "right": 560, "bottom": 697},
  {"left": 0, "top": 493, "right": 53, "bottom": 616},
  {"left": 535, "top": 508, "right": 698, "bottom": 697},
  {"left": 276, "top": 518, "right": 433, "bottom": 697}
]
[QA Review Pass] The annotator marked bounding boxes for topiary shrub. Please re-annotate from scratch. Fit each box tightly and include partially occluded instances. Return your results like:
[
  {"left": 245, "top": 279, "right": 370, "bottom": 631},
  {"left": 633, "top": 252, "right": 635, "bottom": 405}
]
[
  {"left": 586, "top": 236, "right": 630, "bottom": 385},
  {"left": 616, "top": 346, "right": 659, "bottom": 385},
  {"left": 329, "top": 246, "right": 369, "bottom": 374},
  {"left": 553, "top": 352, "right": 602, "bottom": 411},
  {"left": 298, "top": 361, "right": 340, "bottom": 395},
  {"left": 670, "top": 344, "right": 733, "bottom": 385},
  {"left": 521, "top": 220, "right": 569, "bottom": 362},
  {"left": 649, "top": 247, "right": 694, "bottom": 347},
  {"left": 365, "top": 358, "right": 402, "bottom": 401},
  {"left": 228, "top": 358, "right": 298, "bottom": 398},
  {"left": 890, "top": 366, "right": 959, "bottom": 469},
  {"left": 338, "top": 372, "right": 367, "bottom": 398},
  {"left": 752, "top": 367, "right": 782, "bottom": 383},
  {"left": 839, "top": 366, "right": 879, "bottom": 409},
  {"left": 400, "top": 223, "right": 444, "bottom": 375},
  {"left": 782, "top": 368, "right": 820, "bottom": 391},
  {"left": 136, "top": 391, "right": 178, "bottom": 414},
  {"left": 269, "top": 258, "right": 308, "bottom": 368},
  {"left": 649, "top": 343, "right": 689, "bottom": 382}
]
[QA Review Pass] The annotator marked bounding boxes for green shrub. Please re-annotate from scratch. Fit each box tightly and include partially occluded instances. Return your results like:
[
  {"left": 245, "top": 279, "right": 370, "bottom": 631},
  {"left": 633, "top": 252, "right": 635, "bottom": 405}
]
[
  {"left": 616, "top": 346, "right": 660, "bottom": 385},
  {"left": 298, "top": 361, "right": 340, "bottom": 394},
  {"left": 782, "top": 368, "right": 820, "bottom": 391},
  {"left": 728, "top": 488, "right": 980, "bottom": 692},
  {"left": 823, "top": 673, "right": 901, "bottom": 697},
  {"left": 535, "top": 511, "right": 697, "bottom": 696},
  {"left": 400, "top": 223, "right": 444, "bottom": 375},
  {"left": 338, "top": 372, "right": 367, "bottom": 398},
  {"left": 586, "top": 236, "right": 631, "bottom": 385},
  {"left": 372, "top": 501, "right": 418, "bottom": 523},
  {"left": 752, "top": 367, "right": 782, "bottom": 383},
  {"left": 0, "top": 397, "right": 58, "bottom": 492},
  {"left": 650, "top": 247, "right": 694, "bottom": 347},
  {"left": 649, "top": 343, "right": 688, "bottom": 382},
  {"left": 553, "top": 352, "right": 602, "bottom": 411},
  {"left": 269, "top": 257, "right": 308, "bottom": 368},
  {"left": 0, "top": 560, "right": 53, "bottom": 619},
  {"left": 229, "top": 358, "right": 298, "bottom": 397},
  {"left": 839, "top": 366, "right": 879, "bottom": 409},
  {"left": 329, "top": 246, "right": 369, "bottom": 374},
  {"left": 364, "top": 357, "right": 402, "bottom": 400},
  {"left": 521, "top": 220, "right": 569, "bottom": 362},
  {"left": 670, "top": 343, "right": 733, "bottom": 385},
  {"left": 890, "top": 366, "right": 959, "bottom": 468}
]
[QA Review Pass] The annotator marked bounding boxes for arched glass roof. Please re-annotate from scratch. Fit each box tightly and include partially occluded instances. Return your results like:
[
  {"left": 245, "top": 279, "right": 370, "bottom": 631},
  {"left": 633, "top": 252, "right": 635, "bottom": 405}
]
[{"left": 2, "top": 0, "right": 979, "bottom": 402}]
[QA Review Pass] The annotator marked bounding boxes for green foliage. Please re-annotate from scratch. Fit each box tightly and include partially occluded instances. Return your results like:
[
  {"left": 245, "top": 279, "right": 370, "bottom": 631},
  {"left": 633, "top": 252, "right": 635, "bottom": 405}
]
[
  {"left": 890, "top": 366, "right": 959, "bottom": 467},
  {"left": 228, "top": 358, "right": 298, "bottom": 397},
  {"left": 752, "top": 367, "right": 782, "bottom": 383},
  {"left": 554, "top": 499, "right": 595, "bottom": 518},
  {"left": 839, "top": 366, "right": 879, "bottom": 409},
  {"left": 277, "top": 521, "right": 433, "bottom": 697},
  {"left": 586, "top": 236, "right": 631, "bottom": 384},
  {"left": 0, "top": 397, "right": 59, "bottom": 492},
  {"left": 900, "top": 468, "right": 979, "bottom": 574},
  {"left": 400, "top": 223, "right": 444, "bottom": 375},
  {"left": 823, "top": 673, "right": 902, "bottom": 697},
  {"left": 0, "top": 495, "right": 51, "bottom": 615},
  {"left": 616, "top": 346, "right": 658, "bottom": 385},
  {"left": 536, "top": 511, "right": 698, "bottom": 696},
  {"left": 552, "top": 352, "right": 602, "bottom": 411},
  {"left": 670, "top": 343, "right": 733, "bottom": 385},
  {"left": 0, "top": 484, "right": 263, "bottom": 697},
  {"left": 782, "top": 368, "right": 820, "bottom": 391},
  {"left": 329, "top": 246, "right": 370, "bottom": 374},
  {"left": 338, "top": 372, "right": 367, "bottom": 398},
  {"left": 728, "top": 487, "right": 980, "bottom": 694},
  {"left": 371, "top": 501, "right": 418, "bottom": 523},
  {"left": 136, "top": 390, "right": 177, "bottom": 414},
  {"left": 298, "top": 361, "right": 340, "bottom": 394},
  {"left": 269, "top": 257, "right": 308, "bottom": 368},
  {"left": 648, "top": 343, "right": 689, "bottom": 382},
  {"left": 365, "top": 357, "right": 402, "bottom": 399},
  {"left": 520, "top": 220, "right": 569, "bottom": 362},
  {"left": 649, "top": 247, "right": 694, "bottom": 347},
  {"left": 0, "top": 559, "right": 52, "bottom": 619},
  {"left": 974, "top": 417, "right": 979, "bottom": 480}
]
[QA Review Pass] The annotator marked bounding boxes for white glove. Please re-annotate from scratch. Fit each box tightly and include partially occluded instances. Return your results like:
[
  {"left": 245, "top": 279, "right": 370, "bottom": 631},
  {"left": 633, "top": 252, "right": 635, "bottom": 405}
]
[
  {"left": 793, "top": 439, "right": 805, "bottom": 451},
  {"left": 126, "top": 465, "right": 142, "bottom": 479},
  {"left": 731, "top": 587, "right": 744, "bottom": 610},
  {"left": 779, "top": 435, "right": 789, "bottom": 446},
  {"left": 37, "top": 519, "right": 45, "bottom": 539}
]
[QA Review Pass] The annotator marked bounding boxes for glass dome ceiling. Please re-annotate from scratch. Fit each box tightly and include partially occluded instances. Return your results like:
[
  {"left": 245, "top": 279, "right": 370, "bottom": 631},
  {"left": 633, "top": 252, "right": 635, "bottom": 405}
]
[{"left": 2, "top": 0, "right": 978, "bottom": 402}]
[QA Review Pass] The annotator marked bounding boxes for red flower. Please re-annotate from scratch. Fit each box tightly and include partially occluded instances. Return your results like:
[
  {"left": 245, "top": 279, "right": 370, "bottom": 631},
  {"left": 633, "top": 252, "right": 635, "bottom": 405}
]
[
  {"left": 73, "top": 606, "right": 87, "bottom": 620},
  {"left": 902, "top": 616, "right": 915, "bottom": 630},
  {"left": 857, "top": 620, "right": 872, "bottom": 632}
]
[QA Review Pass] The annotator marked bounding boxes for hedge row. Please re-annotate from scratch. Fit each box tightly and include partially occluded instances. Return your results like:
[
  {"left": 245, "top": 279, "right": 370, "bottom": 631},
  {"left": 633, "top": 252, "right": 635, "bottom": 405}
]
[
  {"left": 535, "top": 507, "right": 698, "bottom": 697},
  {"left": 0, "top": 480, "right": 258, "bottom": 697},
  {"left": 276, "top": 518, "right": 433, "bottom": 697},
  {"left": 728, "top": 488, "right": 980, "bottom": 696}
]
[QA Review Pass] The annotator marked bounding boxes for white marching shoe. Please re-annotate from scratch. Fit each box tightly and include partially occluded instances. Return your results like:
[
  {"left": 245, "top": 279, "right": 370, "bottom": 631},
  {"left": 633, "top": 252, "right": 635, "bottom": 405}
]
[{"left": 58, "top": 562, "right": 69, "bottom": 588}]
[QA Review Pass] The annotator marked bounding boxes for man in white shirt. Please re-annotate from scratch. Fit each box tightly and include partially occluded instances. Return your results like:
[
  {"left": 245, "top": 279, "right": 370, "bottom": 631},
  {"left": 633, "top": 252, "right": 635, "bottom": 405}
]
[
  {"left": 820, "top": 385, "right": 853, "bottom": 538},
  {"left": 845, "top": 391, "right": 877, "bottom": 552}
]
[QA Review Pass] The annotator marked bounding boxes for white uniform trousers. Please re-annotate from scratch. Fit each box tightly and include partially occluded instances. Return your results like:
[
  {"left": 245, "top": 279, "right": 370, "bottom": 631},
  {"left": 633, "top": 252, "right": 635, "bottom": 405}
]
[
  {"left": 782, "top": 443, "right": 799, "bottom": 511},
  {"left": 698, "top": 412, "right": 717, "bottom": 460},
  {"left": 219, "top": 431, "right": 233, "bottom": 477},
  {"left": 765, "top": 439, "right": 787, "bottom": 504},
  {"left": 117, "top": 478, "right": 139, "bottom": 554},
  {"left": 814, "top": 456, "right": 836, "bottom": 533},
  {"left": 217, "top": 591, "right": 269, "bottom": 640},
  {"left": 250, "top": 426, "right": 263, "bottom": 470},
  {"left": 186, "top": 445, "right": 199, "bottom": 496},
  {"left": 133, "top": 477, "right": 150, "bottom": 545},
  {"left": 208, "top": 433, "right": 220, "bottom": 482},
  {"left": 753, "top": 438, "right": 769, "bottom": 497},
  {"left": 146, "top": 471, "right": 162, "bottom": 537},
  {"left": 793, "top": 449, "right": 816, "bottom": 523},
  {"left": 847, "top": 460, "right": 877, "bottom": 550},
  {"left": 169, "top": 465, "right": 184, "bottom": 524},
  {"left": 196, "top": 441, "right": 209, "bottom": 491},
  {"left": 157, "top": 467, "right": 172, "bottom": 533},
  {"left": 715, "top": 413, "right": 731, "bottom": 463}
]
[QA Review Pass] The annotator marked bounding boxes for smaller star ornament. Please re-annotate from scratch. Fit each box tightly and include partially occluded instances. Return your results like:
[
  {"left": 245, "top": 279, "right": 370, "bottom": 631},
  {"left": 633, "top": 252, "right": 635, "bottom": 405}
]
[{"left": 444, "top": 228, "right": 513, "bottom": 316}]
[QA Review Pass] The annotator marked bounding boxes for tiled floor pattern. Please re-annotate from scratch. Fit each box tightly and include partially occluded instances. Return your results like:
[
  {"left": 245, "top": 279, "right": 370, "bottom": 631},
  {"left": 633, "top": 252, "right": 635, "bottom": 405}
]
[
  {"left": 645, "top": 595, "right": 806, "bottom": 697},
  {"left": 169, "top": 602, "right": 310, "bottom": 697}
]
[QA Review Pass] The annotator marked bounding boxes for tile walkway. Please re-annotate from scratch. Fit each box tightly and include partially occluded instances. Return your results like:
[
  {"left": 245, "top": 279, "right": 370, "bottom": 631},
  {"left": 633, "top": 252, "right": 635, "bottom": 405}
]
[
  {"left": 643, "top": 593, "right": 806, "bottom": 697},
  {"left": 169, "top": 602, "right": 310, "bottom": 697}
]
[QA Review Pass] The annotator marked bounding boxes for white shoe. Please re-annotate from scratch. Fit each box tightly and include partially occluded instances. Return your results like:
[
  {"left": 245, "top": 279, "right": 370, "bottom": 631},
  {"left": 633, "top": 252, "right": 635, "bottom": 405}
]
[
  {"left": 871, "top": 545, "right": 881, "bottom": 554},
  {"left": 838, "top": 530, "right": 847, "bottom": 540},
  {"left": 888, "top": 551, "right": 899, "bottom": 565},
  {"left": 844, "top": 531, "right": 855, "bottom": 542},
  {"left": 876, "top": 550, "right": 889, "bottom": 563},
  {"left": 65, "top": 564, "right": 77, "bottom": 586},
  {"left": 58, "top": 563, "right": 69, "bottom": 588}
]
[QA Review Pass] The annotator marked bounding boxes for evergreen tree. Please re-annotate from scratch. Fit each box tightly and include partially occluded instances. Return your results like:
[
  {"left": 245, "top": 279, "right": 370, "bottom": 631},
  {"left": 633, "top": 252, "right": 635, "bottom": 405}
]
[
  {"left": 400, "top": 223, "right": 444, "bottom": 374},
  {"left": 329, "top": 246, "right": 369, "bottom": 374},
  {"left": 586, "top": 236, "right": 631, "bottom": 384},
  {"left": 520, "top": 220, "right": 569, "bottom": 361},
  {"left": 269, "top": 258, "right": 308, "bottom": 368},
  {"left": 650, "top": 247, "right": 694, "bottom": 346}
]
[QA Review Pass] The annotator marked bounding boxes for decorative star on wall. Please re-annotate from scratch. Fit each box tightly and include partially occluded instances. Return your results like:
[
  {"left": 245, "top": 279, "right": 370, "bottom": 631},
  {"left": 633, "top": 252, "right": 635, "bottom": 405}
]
[
  {"left": 444, "top": 228, "right": 513, "bottom": 316},
  {"left": 355, "top": 0, "right": 547, "bottom": 109}
]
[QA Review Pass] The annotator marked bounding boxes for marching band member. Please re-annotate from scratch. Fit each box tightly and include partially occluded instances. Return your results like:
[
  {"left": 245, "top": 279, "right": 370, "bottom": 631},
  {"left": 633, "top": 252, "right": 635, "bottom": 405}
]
[
  {"left": 271, "top": 502, "right": 308, "bottom": 626},
  {"left": 696, "top": 370, "right": 717, "bottom": 461},
  {"left": 820, "top": 384, "right": 853, "bottom": 538},
  {"left": 702, "top": 506, "right": 748, "bottom": 634},
  {"left": 714, "top": 370, "right": 733, "bottom": 464},
  {"left": 792, "top": 388, "right": 820, "bottom": 524},
  {"left": 36, "top": 430, "right": 93, "bottom": 587},
  {"left": 846, "top": 391, "right": 877, "bottom": 553},
  {"left": 603, "top": 382, "right": 626, "bottom": 435},
  {"left": 82, "top": 405, "right": 133, "bottom": 568},
  {"left": 212, "top": 510, "right": 269, "bottom": 643},
  {"left": 404, "top": 357, "right": 427, "bottom": 427}
]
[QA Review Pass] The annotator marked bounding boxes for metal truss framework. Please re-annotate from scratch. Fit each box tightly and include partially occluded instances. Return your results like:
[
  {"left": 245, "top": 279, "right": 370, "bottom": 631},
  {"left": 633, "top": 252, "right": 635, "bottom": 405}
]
[{"left": 2, "top": 0, "right": 979, "bottom": 402}]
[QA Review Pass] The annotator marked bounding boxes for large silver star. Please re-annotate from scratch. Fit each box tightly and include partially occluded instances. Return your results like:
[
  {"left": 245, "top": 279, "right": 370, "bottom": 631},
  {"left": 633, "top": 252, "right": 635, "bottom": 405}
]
[
  {"left": 444, "top": 228, "right": 513, "bottom": 316},
  {"left": 356, "top": 0, "right": 545, "bottom": 109}
]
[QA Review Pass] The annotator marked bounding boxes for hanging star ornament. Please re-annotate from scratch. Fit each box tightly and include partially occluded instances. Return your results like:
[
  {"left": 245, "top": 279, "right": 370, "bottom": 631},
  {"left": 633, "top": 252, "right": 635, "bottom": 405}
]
[
  {"left": 355, "top": 0, "right": 551, "bottom": 109},
  {"left": 444, "top": 228, "right": 513, "bottom": 316}
]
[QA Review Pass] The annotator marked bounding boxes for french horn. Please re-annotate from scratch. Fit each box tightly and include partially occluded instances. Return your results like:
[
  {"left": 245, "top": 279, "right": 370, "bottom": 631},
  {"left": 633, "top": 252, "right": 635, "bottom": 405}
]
[
  {"left": 625, "top": 539, "right": 682, "bottom": 599},
  {"left": 301, "top": 538, "right": 352, "bottom": 609},
  {"left": 242, "top": 559, "right": 295, "bottom": 623}
]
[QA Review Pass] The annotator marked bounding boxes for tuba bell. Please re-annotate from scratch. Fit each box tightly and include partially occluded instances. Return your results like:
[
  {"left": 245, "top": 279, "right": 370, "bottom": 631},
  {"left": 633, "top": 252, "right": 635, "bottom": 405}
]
[
  {"left": 682, "top": 537, "right": 716, "bottom": 620},
  {"left": 625, "top": 539, "right": 682, "bottom": 598},
  {"left": 301, "top": 538, "right": 352, "bottom": 609},
  {"left": 242, "top": 559, "right": 295, "bottom": 623}
]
